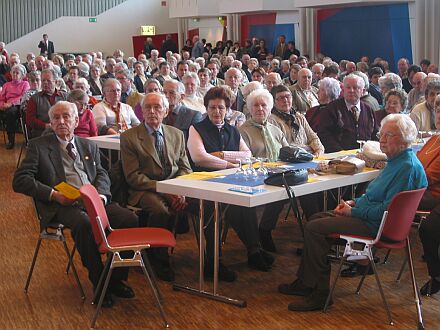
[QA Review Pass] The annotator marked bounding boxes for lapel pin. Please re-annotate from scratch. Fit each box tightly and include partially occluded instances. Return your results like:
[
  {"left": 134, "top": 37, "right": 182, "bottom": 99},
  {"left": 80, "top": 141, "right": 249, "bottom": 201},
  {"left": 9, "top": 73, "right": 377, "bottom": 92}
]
[{"left": 85, "top": 155, "right": 89, "bottom": 160}]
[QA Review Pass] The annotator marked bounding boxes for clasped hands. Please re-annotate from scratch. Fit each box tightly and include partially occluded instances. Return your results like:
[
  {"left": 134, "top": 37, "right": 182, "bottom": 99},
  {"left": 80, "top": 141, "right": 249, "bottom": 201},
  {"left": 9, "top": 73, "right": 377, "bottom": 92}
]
[
  {"left": 164, "top": 193, "right": 187, "bottom": 212},
  {"left": 334, "top": 199, "right": 355, "bottom": 216}
]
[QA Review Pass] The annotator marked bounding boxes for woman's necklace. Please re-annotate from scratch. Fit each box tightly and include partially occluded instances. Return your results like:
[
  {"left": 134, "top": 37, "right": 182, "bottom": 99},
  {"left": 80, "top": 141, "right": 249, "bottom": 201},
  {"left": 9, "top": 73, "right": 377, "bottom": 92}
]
[{"left": 424, "top": 134, "right": 440, "bottom": 155}]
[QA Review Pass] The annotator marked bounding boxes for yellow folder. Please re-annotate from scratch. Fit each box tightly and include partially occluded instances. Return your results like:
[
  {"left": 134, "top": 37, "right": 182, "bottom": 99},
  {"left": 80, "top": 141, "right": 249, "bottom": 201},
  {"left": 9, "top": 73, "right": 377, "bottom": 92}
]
[{"left": 54, "top": 182, "right": 81, "bottom": 200}]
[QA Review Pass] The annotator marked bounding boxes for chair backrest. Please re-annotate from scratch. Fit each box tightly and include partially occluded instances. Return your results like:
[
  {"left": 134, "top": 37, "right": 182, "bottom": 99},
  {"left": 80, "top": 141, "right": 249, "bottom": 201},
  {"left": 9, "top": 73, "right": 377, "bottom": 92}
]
[
  {"left": 80, "top": 184, "right": 110, "bottom": 251},
  {"left": 380, "top": 188, "right": 426, "bottom": 243}
]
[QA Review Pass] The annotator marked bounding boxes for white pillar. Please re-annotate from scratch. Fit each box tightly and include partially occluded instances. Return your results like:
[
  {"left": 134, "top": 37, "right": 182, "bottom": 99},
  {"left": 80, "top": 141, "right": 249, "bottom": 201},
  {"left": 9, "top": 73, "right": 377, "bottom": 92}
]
[
  {"left": 226, "top": 14, "right": 232, "bottom": 41},
  {"left": 177, "top": 18, "right": 183, "bottom": 53},
  {"left": 299, "top": 8, "right": 316, "bottom": 58}
]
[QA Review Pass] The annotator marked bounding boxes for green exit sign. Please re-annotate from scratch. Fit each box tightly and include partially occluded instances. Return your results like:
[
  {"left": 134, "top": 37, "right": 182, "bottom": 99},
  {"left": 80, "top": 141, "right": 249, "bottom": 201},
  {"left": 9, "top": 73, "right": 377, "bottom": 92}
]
[{"left": 89, "top": 17, "right": 97, "bottom": 23}]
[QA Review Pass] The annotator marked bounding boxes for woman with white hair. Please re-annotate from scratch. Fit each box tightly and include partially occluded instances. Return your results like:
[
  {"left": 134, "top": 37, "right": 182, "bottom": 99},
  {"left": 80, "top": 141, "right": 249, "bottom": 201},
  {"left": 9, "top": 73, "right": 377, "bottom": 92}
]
[
  {"left": 306, "top": 77, "right": 342, "bottom": 132},
  {"left": 181, "top": 72, "right": 205, "bottom": 113},
  {"left": 264, "top": 72, "right": 282, "bottom": 93},
  {"left": 239, "top": 89, "right": 288, "bottom": 161},
  {"left": 73, "top": 77, "right": 99, "bottom": 106},
  {"left": 240, "top": 80, "right": 264, "bottom": 117},
  {"left": 378, "top": 72, "right": 403, "bottom": 96},
  {"left": 281, "top": 114, "right": 427, "bottom": 311},
  {"left": 0, "top": 64, "right": 30, "bottom": 148}
]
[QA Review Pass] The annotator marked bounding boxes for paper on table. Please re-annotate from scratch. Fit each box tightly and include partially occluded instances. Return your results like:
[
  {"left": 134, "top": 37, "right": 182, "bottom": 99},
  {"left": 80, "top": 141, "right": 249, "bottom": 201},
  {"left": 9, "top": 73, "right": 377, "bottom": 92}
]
[
  {"left": 337, "top": 149, "right": 359, "bottom": 155},
  {"left": 178, "top": 172, "right": 224, "bottom": 180},
  {"left": 54, "top": 182, "right": 81, "bottom": 200},
  {"left": 243, "top": 162, "right": 282, "bottom": 169}
]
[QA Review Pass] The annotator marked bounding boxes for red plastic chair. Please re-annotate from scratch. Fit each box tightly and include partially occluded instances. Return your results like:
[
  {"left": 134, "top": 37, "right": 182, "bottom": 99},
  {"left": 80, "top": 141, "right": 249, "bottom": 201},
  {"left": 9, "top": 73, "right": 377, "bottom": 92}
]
[
  {"left": 79, "top": 184, "right": 176, "bottom": 329},
  {"left": 323, "top": 188, "right": 426, "bottom": 329}
]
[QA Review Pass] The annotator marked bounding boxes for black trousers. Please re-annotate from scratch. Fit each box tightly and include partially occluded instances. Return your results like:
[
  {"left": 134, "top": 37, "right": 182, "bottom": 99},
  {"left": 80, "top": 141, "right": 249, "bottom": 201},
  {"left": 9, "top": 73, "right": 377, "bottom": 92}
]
[
  {"left": 52, "top": 202, "right": 138, "bottom": 288},
  {"left": 419, "top": 191, "right": 440, "bottom": 278},
  {"left": 4, "top": 105, "right": 20, "bottom": 135},
  {"left": 203, "top": 202, "right": 260, "bottom": 260}
]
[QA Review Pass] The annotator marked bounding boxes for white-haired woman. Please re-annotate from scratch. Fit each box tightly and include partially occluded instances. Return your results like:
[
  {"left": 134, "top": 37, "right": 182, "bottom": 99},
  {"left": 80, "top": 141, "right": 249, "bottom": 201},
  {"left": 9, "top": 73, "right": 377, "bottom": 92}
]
[
  {"left": 281, "top": 114, "right": 428, "bottom": 311},
  {"left": 240, "top": 80, "right": 264, "bottom": 116},
  {"left": 181, "top": 72, "right": 205, "bottom": 113},
  {"left": 0, "top": 64, "right": 30, "bottom": 148},
  {"left": 305, "top": 77, "right": 342, "bottom": 132},
  {"left": 264, "top": 72, "right": 282, "bottom": 93},
  {"left": 239, "top": 89, "right": 288, "bottom": 161}
]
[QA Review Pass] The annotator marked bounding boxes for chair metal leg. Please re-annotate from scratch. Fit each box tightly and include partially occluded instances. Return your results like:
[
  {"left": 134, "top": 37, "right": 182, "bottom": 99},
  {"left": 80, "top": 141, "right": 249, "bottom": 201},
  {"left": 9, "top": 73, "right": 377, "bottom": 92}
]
[
  {"left": 24, "top": 238, "right": 43, "bottom": 293},
  {"left": 396, "top": 255, "right": 408, "bottom": 282},
  {"left": 370, "top": 255, "right": 394, "bottom": 325},
  {"left": 92, "top": 255, "right": 113, "bottom": 304},
  {"left": 141, "top": 250, "right": 163, "bottom": 301},
  {"left": 16, "top": 143, "right": 25, "bottom": 168},
  {"left": 90, "top": 266, "right": 114, "bottom": 330},
  {"left": 406, "top": 238, "right": 425, "bottom": 329},
  {"left": 221, "top": 218, "right": 229, "bottom": 245},
  {"left": 324, "top": 256, "right": 346, "bottom": 312},
  {"left": 65, "top": 245, "right": 76, "bottom": 274},
  {"left": 382, "top": 249, "right": 391, "bottom": 264},
  {"left": 355, "top": 263, "right": 372, "bottom": 294},
  {"left": 190, "top": 214, "right": 200, "bottom": 249},
  {"left": 284, "top": 203, "right": 291, "bottom": 221},
  {"left": 61, "top": 240, "right": 85, "bottom": 300},
  {"left": 140, "top": 257, "right": 170, "bottom": 328}
]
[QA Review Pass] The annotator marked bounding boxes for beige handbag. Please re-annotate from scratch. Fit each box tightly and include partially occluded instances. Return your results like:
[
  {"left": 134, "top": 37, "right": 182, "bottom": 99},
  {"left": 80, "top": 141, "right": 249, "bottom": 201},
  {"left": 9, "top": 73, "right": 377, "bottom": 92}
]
[{"left": 329, "top": 156, "right": 366, "bottom": 174}]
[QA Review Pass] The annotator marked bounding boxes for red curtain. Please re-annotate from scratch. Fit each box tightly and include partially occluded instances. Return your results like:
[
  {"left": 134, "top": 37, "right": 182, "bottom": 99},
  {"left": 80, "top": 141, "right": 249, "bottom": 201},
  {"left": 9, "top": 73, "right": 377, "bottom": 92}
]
[{"left": 132, "top": 33, "right": 178, "bottom": 58}]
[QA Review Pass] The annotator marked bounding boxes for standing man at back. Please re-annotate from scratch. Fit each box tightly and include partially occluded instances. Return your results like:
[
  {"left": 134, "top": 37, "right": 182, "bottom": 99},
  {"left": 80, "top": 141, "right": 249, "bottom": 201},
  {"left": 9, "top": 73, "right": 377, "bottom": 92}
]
[{"left": 38, "top": 34, "right": 55, "bottom": 59}]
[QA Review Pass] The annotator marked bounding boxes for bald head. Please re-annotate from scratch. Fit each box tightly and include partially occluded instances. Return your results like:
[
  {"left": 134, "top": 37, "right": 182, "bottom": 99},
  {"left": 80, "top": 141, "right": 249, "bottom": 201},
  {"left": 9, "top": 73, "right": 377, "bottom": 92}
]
[
  {"left": 298, "top": 68, "right": 312, "bottom": 90},
  {"left": 413, "top": 72, "right": 427, "bottom": 92}
]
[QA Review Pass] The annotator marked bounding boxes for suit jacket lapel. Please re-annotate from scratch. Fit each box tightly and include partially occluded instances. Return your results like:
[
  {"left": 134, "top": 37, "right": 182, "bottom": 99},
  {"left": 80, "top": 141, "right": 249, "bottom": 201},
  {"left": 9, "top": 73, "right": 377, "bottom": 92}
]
[
  {"left": 138, "top": 125, "right": 162, "bottom": 168},
  {"left": 48, "top": 135, "right": 66, "bottom": 181},
  {"left": 162, "top": 125, "right": 174, "bottom": 167},
  {"left": 298, "top": 89, "right": 311, "bottom": 107}
]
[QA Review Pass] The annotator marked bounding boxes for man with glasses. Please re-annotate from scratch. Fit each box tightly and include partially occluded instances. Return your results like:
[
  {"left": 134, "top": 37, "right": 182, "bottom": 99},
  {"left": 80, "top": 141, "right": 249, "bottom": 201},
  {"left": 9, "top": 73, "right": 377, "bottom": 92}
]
[
  {"left": 120, "top": 92, "right": 192, "bottom": 281},
  {"left": 115, "top": 69, "right": 143, "bottom": 110},
  {"left": 26, "top": 68, "right": 68, "bottom": 138}
]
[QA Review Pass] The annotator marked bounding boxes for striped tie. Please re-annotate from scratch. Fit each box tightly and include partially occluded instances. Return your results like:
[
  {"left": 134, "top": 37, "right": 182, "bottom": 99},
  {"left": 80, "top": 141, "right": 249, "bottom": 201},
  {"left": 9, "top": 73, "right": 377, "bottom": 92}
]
[{"left": 153, "top": 130, "right": 166, "bottom": 168}]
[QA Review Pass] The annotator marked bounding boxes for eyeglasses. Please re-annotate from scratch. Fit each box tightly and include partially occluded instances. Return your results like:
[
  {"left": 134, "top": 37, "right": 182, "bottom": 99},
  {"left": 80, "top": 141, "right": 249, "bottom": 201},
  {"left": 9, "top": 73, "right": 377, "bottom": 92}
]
[
  {"left": 275, "top": 94, "right": 292, "bottom": 101},
  {"left": 376, "top": 132, "right": 400, "bottom": 140}
]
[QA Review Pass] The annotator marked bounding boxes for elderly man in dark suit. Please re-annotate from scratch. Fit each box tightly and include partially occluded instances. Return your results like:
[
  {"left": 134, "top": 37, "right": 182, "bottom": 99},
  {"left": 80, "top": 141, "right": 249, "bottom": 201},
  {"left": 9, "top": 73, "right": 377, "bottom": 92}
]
[
  {"left": 317, "top": 74, "right": 378, "bottom": 152},
  {"left": 38, "top": 34, "right": 55, "bottom": 59},
  {"left": 162, "top": 79, "right": 203, "bottom": 140},
  {"left": 289, "top": 68, "right": 319, "bottom": 114},
  {"left": 121, "top": 92, "right": 192, "bottom": 281},
  {"left": 13, "top": 101, "right": 138, "bottom": 308}
]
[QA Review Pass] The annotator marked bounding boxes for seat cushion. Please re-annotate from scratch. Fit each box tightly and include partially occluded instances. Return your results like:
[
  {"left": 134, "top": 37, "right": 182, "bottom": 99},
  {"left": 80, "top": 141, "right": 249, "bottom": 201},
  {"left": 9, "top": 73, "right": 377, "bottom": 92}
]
[{"left": 101, "top": 227, "right": 176, "bottom": 252}]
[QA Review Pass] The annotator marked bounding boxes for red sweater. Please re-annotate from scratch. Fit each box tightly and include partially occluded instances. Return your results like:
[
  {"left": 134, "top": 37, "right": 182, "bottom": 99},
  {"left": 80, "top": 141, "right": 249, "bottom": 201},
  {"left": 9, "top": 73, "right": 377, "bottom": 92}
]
[{"left": 74, "top": 109, "right": 98, "bottom": 137}]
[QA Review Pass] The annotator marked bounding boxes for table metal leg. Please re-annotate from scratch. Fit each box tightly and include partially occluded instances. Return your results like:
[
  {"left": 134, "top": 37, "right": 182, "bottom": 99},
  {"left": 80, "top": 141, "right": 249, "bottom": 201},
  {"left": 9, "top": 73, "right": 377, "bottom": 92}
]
[
  {"left": 173, "top": 199, "right": 246, "bottom": 307},
  {"left": 199, "top": 200, "right": 205, "bottom": 292}
]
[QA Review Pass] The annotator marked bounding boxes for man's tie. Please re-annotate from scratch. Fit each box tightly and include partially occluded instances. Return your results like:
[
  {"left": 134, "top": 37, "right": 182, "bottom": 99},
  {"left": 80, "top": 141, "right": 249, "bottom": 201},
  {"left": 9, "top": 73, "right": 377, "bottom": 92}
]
[
  {"left": 350, "top": 106, "right": 358, "bottom": 122},
  {"left": 121, "top": 92, "right": 128, "bottom": 103},
  {"left": 153, "top": 130, "right": 166, "bottom": 168},
  {"left": 66, "top": 142, "right": 76, "bottom": 161}
]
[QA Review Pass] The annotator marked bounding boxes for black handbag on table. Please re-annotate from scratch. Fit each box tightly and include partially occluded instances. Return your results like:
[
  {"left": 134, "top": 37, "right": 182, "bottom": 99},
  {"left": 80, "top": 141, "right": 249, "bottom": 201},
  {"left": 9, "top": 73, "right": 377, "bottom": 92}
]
[
  {"left": 264, "top": 168, "right": 308, "bottom": 187},
  {"left": 279, "top": 146, "right": 314, "bottom": 163}
]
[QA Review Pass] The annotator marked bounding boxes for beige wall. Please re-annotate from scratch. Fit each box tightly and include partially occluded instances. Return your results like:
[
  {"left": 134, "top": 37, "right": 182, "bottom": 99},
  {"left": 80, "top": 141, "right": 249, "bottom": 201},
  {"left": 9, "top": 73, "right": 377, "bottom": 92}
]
[{"left": 7, "top": 0, "right": 177, "bottom": 59}]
